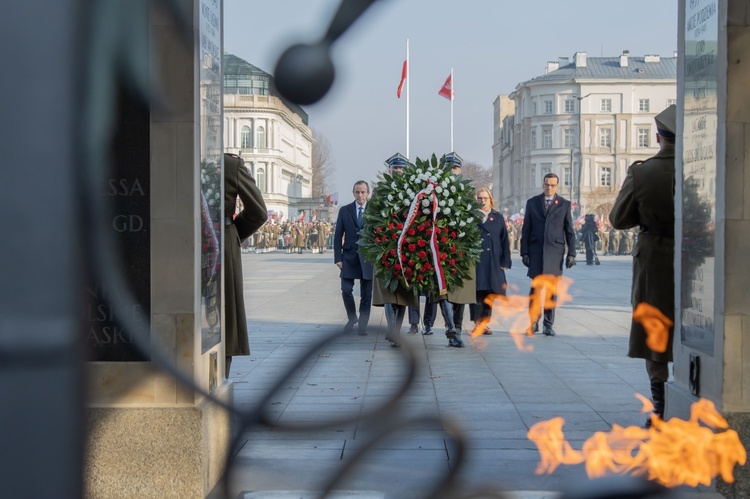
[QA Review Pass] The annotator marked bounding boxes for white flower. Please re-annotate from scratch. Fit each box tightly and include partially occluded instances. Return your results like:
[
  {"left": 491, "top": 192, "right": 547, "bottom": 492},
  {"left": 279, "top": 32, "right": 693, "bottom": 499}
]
[
  {"left": 460, "top": 184, "right": 465, "bottom": 190},
  {"left": 421, "top": 199, "right": 430, "bottom": 207},
  {"left": 449, "top": 220, "right": 457, "bottom": 226},
  {"left": 467, "top": 204, "right": 473, "bottom": 210},
  {"left": 459, "top": 231, "right": 465, "bottom": 237},
  {"left": 439, "top": 200, "right": 446, "bottom": 207},
  {"left": 429, "top": 176, "right": 438, "bottom": 183},
  {"left": 459, "top": 220, "right": 466, "bottom": 227},
  {"left": 435, "top": 186, "right": 443, "bottom": 194},
  {"left": 410, "top": 175, "right": 416, "bottom": 182},
  {"left": 448, "top": 198, "right": 454, "bottom": 207},
  {"left": 403, "top": 198, "right": 411, "bottom": 206},
  {"left": 399, "top": 192, "right": 404, "bottom": 199},
  {"left": 416, "top": 169, "right": 423, "bottom": 175},
  {"left": 425, "top": 184, "right": 434, "bottom": 194},
  {"left": 391, "top": 182, "right": 397, "bottom": 189},
  {"left": 441, "top": 181, "right": 448, "bottom": 189},
  {"left": 407, "top": 189, "right": 415, "bottom": 198},
  {"left": 206, "top": 188, "right": 213, "bottom": 196},
  {"left": 422, "top": 208, "right": 431, "bottom": 214},
  {"left": 443, "top": 207, "right": 451, "bottom": 215},
  {"left": 450, "top": 185, "right": 457, "bottom": 193},
  {"left": 417, "top": 173, "right": 426, "bottom": 181},
  {"left": 381, "top": 210, "right": 387, "bottom": 217},
  {"left": 387, "top": 194, "right": 393, "bottom": 202}
]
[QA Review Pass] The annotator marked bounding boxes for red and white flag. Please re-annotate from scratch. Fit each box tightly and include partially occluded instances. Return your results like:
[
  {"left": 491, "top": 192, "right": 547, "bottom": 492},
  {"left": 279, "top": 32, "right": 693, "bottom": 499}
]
[
  {"left": 397, "top": 60, "right": 408, "bottom": 98},
  {"left": 438, "top": 74, "right": 453, "bottom": 100}
]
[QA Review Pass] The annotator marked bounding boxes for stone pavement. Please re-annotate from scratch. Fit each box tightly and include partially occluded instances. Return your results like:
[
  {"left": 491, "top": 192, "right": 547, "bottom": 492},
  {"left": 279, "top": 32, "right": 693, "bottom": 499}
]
[{"left": 211, "top": 251, "right": 724, "bottom": 499}]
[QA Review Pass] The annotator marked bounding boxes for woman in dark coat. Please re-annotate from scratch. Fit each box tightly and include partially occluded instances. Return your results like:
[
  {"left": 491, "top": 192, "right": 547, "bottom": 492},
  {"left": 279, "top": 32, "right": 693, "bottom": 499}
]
[
  {"left": 470, "top": 188, "right": 511, "bottom": 334},
  {"left": 224, "top": 153, "right": 267, "bottom": 377},
  {"left": 579, "top": 214, "right": 600, "bottom": 265}
]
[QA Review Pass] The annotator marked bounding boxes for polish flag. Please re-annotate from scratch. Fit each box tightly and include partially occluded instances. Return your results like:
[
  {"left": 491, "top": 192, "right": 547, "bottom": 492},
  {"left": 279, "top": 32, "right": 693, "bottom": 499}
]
[
  {"left": 397, "top": 60, "right": 408, "bottom": 98},
  {"left": 438, "top": 74, "right": 453, "bottom": 100}
]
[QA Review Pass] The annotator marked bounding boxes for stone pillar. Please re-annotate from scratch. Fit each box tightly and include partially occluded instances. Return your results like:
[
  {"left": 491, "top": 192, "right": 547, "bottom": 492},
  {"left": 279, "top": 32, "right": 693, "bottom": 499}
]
[
  {"left": 84, "top": 2, "right": 232, "bottom": 497},
  {"left": 670, "top": 1, "right": 750, "bottom": 497}
]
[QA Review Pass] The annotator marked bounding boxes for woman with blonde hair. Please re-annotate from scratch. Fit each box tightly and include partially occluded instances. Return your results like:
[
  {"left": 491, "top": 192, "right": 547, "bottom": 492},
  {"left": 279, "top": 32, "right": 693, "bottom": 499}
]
[{"left": 471, "top": 188, "right": 512, "bottom": 334}]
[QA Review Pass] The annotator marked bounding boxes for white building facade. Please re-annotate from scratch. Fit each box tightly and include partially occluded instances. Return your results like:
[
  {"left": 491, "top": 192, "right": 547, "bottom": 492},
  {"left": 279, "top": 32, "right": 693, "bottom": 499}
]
[
  {"left": 493, "top": 51, "right": 677, "bottom": 219},
  {"left": 223, "top": 53, "right": 314, "bottom": 222}
]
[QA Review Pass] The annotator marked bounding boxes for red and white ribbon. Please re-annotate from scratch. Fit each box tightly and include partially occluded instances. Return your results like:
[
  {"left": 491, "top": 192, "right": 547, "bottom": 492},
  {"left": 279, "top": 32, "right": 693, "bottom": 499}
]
[{"left": 396, "top": 182, "right": 448, "bottom": 295}]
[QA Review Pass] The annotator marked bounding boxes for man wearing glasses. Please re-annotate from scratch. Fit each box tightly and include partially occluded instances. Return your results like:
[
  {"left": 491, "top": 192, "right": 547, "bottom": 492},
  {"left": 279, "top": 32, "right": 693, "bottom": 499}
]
[{"left": 520, "top": 173, "right": 576, "bottom": 336}]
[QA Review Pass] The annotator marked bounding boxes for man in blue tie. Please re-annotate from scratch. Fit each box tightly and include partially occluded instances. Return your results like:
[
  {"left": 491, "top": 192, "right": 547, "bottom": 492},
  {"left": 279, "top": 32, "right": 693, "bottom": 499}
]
[{"left": 334, "top": 181, "right": 373, "bottom": 334}]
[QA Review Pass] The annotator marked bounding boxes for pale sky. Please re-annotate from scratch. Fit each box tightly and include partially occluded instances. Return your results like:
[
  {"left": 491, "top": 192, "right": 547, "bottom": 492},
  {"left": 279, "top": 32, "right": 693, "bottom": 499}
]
[{"left": 224, "top": 0, "right": 678, "bottom": 200}]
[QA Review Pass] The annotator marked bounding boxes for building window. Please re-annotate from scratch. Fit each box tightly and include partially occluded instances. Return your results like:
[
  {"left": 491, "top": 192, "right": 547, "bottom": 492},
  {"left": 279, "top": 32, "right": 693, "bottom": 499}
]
[
  {"left": 532, "top": 102, "right": 537, "bottom": 115},
  {"left": 257, "top": 168, "right": 266, "bottom": 193},
  {"left": 599, "top": 128, "right": 612, "bottom": 148},
  {"left": 542, "top": 128, "right": 552, "bottom": 149},
  {"left": 240, "top": 125, "right": 252, "bottom": 149},
  {"left": 542, "top": 163, "right": 552, "bottom": 178},
  {"left": 600, "top": 166, "right": 612, "bottom": 186},
  {"left": 638, "top": 128, "right": 650, "bottom": 147},
  {"left": 256, "top": 125, "right": 267, "bottom": 149},
  {"left": 530, "top": 166, "right": 536, "bottom": 187},
  {"left": 530, "top": 129, "right": 537, "bottom": 150},
  {"left": 544, "top": 100, "right": 553, "bottom": 114},
  {"left": 601, "top": 98, "right": 612, "bottom": 112},
  {"left": 564, "top": 128, "right": 575, "bottom": 148},
  {"left": 639, "top": 99, "right": 650, "bottom": 112},
  {"left": 564, "top": 167, "right": 572, "bottom": 187},
  {"left": 564, "top": 99, "right": 576, "bottom": 113}
]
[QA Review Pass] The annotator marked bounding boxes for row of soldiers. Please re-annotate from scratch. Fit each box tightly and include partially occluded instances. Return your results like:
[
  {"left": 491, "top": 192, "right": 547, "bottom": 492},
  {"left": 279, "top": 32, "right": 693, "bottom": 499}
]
[
  {"left": 501, "top": 219, "right": 636, "bottom": 256},
  {"left": 242, "top": 220, "right": 334, "bottom": 254}
]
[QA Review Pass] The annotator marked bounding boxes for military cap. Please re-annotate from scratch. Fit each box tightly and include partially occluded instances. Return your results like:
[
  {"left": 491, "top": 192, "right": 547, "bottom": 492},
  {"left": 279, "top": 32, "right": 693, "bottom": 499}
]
[
  {"left": 654, "top": 104, "right": 676, "bottom": 139},
  {"left": 443, "top": 151, "right": 463, "bottom": 170},
  {"left": 384, "top": 152, "right": 410, "bottom": 170}
]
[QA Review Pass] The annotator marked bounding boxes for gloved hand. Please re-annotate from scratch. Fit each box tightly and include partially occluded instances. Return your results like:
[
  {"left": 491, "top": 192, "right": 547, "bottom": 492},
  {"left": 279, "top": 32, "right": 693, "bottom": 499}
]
[
  {"left": 521, "top": 255, "right": 530, "bottom": 267},
  {"left": 565, "top": 255, "right": 576, "bottom": 269}
]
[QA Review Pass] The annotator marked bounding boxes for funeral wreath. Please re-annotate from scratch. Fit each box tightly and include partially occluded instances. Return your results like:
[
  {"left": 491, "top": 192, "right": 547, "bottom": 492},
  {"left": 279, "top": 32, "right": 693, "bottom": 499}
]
[{"left": 358, "top": 154, "right": 483, "bottom": 296}]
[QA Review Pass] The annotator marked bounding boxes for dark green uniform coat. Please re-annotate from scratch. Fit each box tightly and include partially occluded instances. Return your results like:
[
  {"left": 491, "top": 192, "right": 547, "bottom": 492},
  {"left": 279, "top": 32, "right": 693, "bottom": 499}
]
[
  {"left": 224, "top": 154, "right": 267, "bottom": 356},
  {"left": 609, "top": 146, "right": 675, "bottom": 363}
]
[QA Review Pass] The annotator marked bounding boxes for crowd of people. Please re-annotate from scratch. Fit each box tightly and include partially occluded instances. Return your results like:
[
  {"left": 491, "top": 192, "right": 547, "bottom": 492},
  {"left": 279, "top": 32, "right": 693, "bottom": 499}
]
[{"left": 242, "top": 220, "right": 333, "bottom": 254}]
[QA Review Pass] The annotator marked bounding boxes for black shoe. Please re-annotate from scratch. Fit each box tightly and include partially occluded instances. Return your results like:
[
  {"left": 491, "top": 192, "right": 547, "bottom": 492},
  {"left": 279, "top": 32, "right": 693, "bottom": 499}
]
[
  {"left": 343, "top": 319, "right": 356, "bottom": 334},
  {"left": 482, "top": 327, "right": 493, "bottom": 335},
  {"left": 407, "top": 324, "right": 419, "bottom": 334},
  {"left": 526, "top": 322, "right": 539, "bottom": 336},
  {"left": 422, "top": 327, "right": 433, "bottom": 335},
  {"left": 543, "top": 325, "right": 556, "bottom": 336},
  {"left": 390, "top": 341, "right": 401, "bottom": 348},
  {"left": 448, "top": 337, "right": 464, "bottom": 348},
  {"left": 358, "top": 329, "right": 368, "bottom": 336}
]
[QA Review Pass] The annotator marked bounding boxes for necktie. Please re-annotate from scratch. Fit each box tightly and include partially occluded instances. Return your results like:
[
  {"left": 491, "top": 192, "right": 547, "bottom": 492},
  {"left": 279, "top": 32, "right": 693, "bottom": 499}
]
[
  {"left": 357, "top": 206, "right": 363, "bottom": 227},
  {"left": 545, "top": 199, "right": 552, "bottom": 211}
]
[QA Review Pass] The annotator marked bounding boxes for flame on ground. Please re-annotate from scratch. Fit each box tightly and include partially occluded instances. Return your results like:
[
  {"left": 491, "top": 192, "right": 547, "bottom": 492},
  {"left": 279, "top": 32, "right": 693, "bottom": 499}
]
[
  {"left": 633, "top": 302, "right": 673, "bottom": 353},
  {"left": 527, "top": 397, "right": 747, "bottom": 487}
]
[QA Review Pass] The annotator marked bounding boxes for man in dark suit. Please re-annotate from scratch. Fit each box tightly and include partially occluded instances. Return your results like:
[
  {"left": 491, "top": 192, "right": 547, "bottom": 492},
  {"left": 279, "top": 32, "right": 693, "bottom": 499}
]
[
  {"left": 520, "top": 172, "right": 576, "bottom": 336},
  {"left": 334, "top": 180, "right": 373, "bottom": 334}
]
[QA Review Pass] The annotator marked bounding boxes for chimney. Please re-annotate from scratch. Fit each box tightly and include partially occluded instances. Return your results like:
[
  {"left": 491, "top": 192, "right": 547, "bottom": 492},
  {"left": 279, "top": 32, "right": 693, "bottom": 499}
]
[
  {"left": 619, "top": 50, "right": 629, "bottom": 67},
  {"left": 558, "top": 56, "right": 569, "bottom": 66},
  {"left": 546, "top": 61, "right": 560, "bottom": 74},
  {"left": 644, "top": 54, "right": 661, "bottom": 63},
  {"left": 574, "top": 51, "right": 587, "bottom": 68}
]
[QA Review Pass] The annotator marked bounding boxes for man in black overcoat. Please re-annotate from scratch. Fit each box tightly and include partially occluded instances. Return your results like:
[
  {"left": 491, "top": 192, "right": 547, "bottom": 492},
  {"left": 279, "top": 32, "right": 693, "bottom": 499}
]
[
  {"left": 334, "top": 180, "right": 374, "bottom": 334},
  {"left": 520, "top": 172, "right": 576, "bottom": 336}
]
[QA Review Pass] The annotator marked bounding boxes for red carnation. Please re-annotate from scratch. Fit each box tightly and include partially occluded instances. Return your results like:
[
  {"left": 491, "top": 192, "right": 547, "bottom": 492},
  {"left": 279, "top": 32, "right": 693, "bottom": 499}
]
[
  {"left": 384, "top": 262, "right": 390, "bottom": 267},
  {"left": 388, "top": 223, "right": 395, "bottom": 229},
  {"left": 416, "top": 275, "right": 424, "bottom": 282},
  {"left": 417, "top": 224, "right": 425, "bottom": 232},
  {"left": 449, "top": 258, "right": 456, "bottom": 266},
  {"left": 408, "top": 243, "right": 416, "bottom": 252},
  {"left": 450, "top": 268, "right": 457, "bottom": 274},
  {"left": 423, "top": 262, "right": 432, "bottom": 271},
  {"left": 418, "top": 250, "right": 427, "bottom": 259},
  {"left": 452, "top": 231, "right": 457, "bottom": 238},
  {"left": 405, "top": 267, "right": 413, "bottom": 276},
  {"left": 418, "top": 267, "right": 426, "bottom": 274},
  {"left": 394, "top": 264, "right": 402, "bottom": 271},
  {"left": 408, "top": 260, "right": 416, "bottom": 267},
  {"left": 408, "top": 228, "right": 416, "bottom": 236},
  {"left": 392, "top": 233, "right": 399, "bottom": 240},
  {"left": 389, "top": 249, "right": 396, "bottom": 257},
  {"left": 441, "top": 236, "right": 448, "bottom": 243},
  {"left": 397, "top": 223, "right": 404, "bottom": 229},
  {"left": 376, "top": 227, "right": 382, "bottom": 233},
  {"left": 426, "top": 229, "right": 433, "bottom": 236},
  {"left": 441, "top": 253, "right": 447, "bottom": 260},
  {"left": 417, "top": 239, "right": 426, "bottom": 248},
  {"left": 451, "top": 245, "right": 457, "bottom": 252},
  {"left": 401, "top": 254, "right": 407, "bottom": 261}
]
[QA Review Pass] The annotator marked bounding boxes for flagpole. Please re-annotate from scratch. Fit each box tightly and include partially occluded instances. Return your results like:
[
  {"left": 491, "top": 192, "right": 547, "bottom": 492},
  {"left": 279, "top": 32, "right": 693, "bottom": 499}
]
[
  {"left": 450, "top": 67, "right": 454, "bottom": 152},
  {"left": 406, "top": 39, "right": 410, "bottom": 159}
]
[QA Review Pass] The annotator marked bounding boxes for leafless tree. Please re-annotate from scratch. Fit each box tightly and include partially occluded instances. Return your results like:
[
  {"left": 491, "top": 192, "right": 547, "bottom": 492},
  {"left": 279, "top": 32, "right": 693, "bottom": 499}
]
[
  {"left": 460, "top": 160, "right": 492, "bottom": 191},
  {"left": 311, "top": 129, "right": 336, "bottom": 197}
]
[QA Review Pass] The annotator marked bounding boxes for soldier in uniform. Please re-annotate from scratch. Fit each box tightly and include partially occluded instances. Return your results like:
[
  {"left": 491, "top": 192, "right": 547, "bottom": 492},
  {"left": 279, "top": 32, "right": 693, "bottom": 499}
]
[
  {"left": 598, "top": 222, "right": 610, "bottom": 255},
  {"left": 609, "top": 104, "right": 676, "bottom": 428},
  {"left": 609, "top": 228, "right": 621, "bottom": 255},
  {"left": 370, "top": 153, "right": 420, "bottom": 347}
]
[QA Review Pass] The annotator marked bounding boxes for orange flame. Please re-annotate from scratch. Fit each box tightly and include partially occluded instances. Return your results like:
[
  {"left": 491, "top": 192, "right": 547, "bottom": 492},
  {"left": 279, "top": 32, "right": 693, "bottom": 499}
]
[
  {"left": 632, "top": 302, "right": 673, "bottom": 353},
  {"left": 469, "top": 276, "right": 574, "bottom": 352},
  {"left": 527, "top": 397, "right": 747, "bottom": 487}
]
